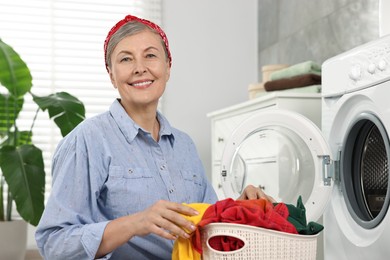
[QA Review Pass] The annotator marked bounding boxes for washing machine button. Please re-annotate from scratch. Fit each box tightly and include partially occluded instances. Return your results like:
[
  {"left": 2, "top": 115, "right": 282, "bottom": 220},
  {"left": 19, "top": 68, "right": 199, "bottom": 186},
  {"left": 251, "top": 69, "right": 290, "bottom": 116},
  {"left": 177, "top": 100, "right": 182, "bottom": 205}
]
[
  {"left": 368, "top": 63, "right": 376, "bottom": 74},
  {"left": 350, "top": 65, "right": 362, "bottom": 80},
  {"left": 378, "top": 59, "right": 387, "bottom": 71}
]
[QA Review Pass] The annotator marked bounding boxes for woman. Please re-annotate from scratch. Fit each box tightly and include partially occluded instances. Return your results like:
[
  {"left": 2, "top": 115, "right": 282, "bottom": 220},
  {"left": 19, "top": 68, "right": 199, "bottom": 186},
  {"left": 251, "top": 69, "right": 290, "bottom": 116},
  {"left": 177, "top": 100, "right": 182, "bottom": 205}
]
[{"left": 35, "top": 15, "right": 272, "bottom": 259}]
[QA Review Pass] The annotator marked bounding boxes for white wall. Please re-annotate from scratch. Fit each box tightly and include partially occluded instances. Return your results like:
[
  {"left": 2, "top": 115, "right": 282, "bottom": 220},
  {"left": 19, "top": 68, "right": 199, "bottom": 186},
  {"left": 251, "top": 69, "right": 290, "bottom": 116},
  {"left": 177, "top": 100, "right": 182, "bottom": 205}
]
[{"left": 162, "top": 0, "right": 258, "bottom": 180}]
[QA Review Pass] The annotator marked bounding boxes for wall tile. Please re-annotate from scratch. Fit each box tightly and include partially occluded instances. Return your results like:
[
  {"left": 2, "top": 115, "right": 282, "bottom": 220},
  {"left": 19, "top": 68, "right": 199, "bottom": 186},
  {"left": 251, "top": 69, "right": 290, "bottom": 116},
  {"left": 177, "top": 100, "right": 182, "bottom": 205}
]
[
  {"left": 258, "top": 0, "right": 379, "bottom": 79},
  {"left": 329, "top": 0, "right": 379, "bottom": 52},
  {"left": 258, "top": 0, "right": 280, "bottom": 50}
]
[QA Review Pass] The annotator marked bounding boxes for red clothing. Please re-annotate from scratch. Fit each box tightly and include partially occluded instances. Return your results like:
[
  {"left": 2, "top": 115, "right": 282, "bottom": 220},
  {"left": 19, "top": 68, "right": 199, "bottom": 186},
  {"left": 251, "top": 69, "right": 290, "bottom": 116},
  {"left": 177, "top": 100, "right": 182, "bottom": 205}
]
[{"left": 192, "top": 198, "right": 298, "bottom": 253}]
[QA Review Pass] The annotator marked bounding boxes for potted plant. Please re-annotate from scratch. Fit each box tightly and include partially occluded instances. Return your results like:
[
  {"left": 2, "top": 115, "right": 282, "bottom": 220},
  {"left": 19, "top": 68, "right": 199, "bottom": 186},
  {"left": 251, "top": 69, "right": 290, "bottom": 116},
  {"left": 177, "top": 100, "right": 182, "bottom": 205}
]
[{"left": 0, "top": 38, "right": 85, "bottom": 258}]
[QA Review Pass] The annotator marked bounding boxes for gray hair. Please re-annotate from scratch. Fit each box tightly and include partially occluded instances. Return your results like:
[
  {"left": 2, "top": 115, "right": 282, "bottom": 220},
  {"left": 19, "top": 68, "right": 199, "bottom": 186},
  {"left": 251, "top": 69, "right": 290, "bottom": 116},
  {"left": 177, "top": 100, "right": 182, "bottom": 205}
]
[{"left": 105, "top": 21, "right": 169, "bottom": 69}]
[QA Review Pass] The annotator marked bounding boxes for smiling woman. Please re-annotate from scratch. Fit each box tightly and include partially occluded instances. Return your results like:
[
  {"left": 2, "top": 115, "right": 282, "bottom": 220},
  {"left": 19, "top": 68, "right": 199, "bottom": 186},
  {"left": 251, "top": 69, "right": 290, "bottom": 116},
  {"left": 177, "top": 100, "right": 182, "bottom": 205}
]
[
  {"left": 0, "top": 0, "right": 162, "bottom": 254},
  {"left": 33, "top": 13, "right": 273, "bottom": 259},
  {"left": 0, "top": 0, "right": 162, "bottom": 208},
  {"left": 34, "top": 14, "right": 218, "bottom": 259}
]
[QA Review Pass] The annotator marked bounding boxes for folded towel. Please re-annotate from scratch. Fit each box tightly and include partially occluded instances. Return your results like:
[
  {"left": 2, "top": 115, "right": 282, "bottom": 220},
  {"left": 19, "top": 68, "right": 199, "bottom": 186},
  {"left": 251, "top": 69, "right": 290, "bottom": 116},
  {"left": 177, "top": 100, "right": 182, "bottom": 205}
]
[
  {"left": 255, "top": 85, "right": 321, "bottom": 98},
  {"left": 262, "top": 64, "right": 289, "bottom": 82},
  {"left": 248, "top": 83, "right": 265, "bottom": 99},
  {"left": 280, "top": 84, "right": 321, "bottom": 94},
  {"left": 269, "top": 61, "right": 321, "bottom": 81},
  {"left": 264, "top": 73, "right": 321, "bottom": 91}
]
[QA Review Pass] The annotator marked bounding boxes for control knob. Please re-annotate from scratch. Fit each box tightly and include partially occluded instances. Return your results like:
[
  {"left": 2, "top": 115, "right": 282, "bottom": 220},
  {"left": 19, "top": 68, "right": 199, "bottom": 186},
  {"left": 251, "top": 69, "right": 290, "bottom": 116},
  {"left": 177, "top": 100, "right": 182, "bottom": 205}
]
[
  {"left": 367, "top": 63, "right": 376, "bottom": 74},
  {"left": 378, "top": 59, "right": 387, "bottom": 71},
  {"left": 349, "top": 65, "right": 362, "bottom": 81}
]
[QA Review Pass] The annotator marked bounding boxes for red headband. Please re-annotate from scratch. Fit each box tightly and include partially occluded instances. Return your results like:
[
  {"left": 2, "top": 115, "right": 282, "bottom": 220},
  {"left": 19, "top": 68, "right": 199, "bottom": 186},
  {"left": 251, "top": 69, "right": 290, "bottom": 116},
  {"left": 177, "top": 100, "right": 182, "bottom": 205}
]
[{"left": 104, "top": 14, "right": 172, "bottom": 71}]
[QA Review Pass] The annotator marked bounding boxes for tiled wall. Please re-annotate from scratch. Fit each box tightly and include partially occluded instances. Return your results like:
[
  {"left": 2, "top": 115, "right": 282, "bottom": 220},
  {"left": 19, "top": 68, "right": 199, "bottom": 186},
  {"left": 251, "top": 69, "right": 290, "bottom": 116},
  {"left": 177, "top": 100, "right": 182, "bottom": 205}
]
[{"left": 258, "top": 0, "right": 379, "bottom": 81}]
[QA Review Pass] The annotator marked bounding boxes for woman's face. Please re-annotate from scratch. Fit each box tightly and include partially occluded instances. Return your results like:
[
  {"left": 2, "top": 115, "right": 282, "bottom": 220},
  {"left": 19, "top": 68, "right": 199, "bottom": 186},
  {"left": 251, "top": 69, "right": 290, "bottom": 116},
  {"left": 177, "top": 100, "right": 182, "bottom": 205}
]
[{"left": 108, "top": 29, "right": 170, "bottom": 111}]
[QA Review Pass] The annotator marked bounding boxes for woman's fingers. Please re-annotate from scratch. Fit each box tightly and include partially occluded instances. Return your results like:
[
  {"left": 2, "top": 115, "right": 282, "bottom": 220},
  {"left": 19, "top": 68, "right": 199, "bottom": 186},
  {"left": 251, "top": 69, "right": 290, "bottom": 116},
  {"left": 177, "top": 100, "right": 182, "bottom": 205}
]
[
  {"left": 237, "top": 184, "right": 276, "bottom": 202},
  {"left": 135, "top": 200, "right": 198, "bottom": 240},
  {"left": 160, "top": 202, "right": 198, "bottom": 237},
  {"left": 156, "top": 216, "right": 192, "bottom": 240},
  {"left": 257, "top": 188, "right": 276, "bottom": 203}
]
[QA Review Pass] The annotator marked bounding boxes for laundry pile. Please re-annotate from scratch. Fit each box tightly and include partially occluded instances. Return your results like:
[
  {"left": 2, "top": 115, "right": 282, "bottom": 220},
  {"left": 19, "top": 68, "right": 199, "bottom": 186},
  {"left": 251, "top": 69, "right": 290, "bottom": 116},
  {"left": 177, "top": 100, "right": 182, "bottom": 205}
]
[
  {"left": 248, "top": 61, "right": 322, "bottom": 99},
  {"left": 171, "top": 196, "right": 323, "bottom": 260}
]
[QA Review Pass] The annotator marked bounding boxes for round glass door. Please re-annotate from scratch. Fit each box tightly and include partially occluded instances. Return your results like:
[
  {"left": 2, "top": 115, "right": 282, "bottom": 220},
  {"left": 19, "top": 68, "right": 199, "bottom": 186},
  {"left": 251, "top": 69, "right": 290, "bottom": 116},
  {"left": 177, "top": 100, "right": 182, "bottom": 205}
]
[
  {"left": 220, "top": 109, "right": 332, "bottom": 222},
  {"left": 230, "top": 126, "right": 316, "bottom": 205}
]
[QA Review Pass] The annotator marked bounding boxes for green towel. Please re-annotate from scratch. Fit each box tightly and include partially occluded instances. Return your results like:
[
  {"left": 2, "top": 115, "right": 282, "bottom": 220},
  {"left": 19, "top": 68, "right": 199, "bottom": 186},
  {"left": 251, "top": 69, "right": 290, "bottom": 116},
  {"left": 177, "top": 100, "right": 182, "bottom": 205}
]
[
  {"left": 281, "top": 85, "right": 321, "bottom": 94},
  {"left": 269, "top": 61, "right": 321, "bottom": 81},
  {"left": 276, "top": 196, "right": 324, "bottom": 235},
  {"left": 254, "top": 85, "right": 321, "bottom": 98}
]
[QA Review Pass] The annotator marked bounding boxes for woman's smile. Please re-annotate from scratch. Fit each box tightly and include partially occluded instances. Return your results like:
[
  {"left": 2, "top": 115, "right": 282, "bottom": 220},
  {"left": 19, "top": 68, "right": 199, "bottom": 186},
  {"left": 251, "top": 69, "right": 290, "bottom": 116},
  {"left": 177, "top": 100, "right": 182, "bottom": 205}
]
[{"left": 130, "top": 80, "right": 154, "bottom": 88}]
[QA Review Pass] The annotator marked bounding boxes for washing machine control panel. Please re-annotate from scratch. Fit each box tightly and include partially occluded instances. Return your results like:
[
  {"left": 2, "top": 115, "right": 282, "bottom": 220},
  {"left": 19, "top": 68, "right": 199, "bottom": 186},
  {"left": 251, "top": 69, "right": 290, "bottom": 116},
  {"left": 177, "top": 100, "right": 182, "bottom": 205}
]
[
  {"left": 322, "top": 34, "right": 390, "bottom": 96},
  {"left": 349, "top": 50, "right": 389, "bottom": 76}
]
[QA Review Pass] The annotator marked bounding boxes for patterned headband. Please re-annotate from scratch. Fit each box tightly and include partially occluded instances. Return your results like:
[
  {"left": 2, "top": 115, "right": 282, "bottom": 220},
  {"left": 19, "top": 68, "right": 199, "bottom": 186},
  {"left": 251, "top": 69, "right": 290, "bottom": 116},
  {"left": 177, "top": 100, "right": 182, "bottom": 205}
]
[{"left": 104, "top": 14, "right": 172, "bottom": 71}]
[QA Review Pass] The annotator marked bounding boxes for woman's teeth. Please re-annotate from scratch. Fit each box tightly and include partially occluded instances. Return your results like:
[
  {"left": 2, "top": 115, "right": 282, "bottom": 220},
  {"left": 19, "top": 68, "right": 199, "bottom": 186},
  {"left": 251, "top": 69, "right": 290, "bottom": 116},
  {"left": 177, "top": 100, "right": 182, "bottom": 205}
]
[{"left": 132, "top": 81, "right": 152, "bottom": 87}]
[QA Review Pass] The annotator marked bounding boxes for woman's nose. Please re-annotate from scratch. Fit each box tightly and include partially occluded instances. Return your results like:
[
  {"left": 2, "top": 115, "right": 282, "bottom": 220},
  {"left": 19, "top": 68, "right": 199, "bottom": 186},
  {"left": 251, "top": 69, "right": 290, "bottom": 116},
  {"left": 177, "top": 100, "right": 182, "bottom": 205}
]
[{"left": 134, "top": 60, "right": 147, "bottom": 75}]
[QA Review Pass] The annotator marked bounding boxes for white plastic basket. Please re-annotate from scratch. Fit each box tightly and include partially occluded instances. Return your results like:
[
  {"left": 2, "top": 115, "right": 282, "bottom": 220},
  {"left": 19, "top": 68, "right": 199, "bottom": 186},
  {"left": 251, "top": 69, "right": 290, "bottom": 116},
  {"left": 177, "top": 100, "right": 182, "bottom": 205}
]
[{"left": 201, "top": 223, "right": 318, "bottom": 260}]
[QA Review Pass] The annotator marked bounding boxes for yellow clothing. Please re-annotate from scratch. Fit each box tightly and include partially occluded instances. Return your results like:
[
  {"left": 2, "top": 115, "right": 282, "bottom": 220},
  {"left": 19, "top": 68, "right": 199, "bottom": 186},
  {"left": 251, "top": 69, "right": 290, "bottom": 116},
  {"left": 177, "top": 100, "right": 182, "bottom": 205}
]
[{"left": 171, "top": 203, "right": 211, "bottom": 260}]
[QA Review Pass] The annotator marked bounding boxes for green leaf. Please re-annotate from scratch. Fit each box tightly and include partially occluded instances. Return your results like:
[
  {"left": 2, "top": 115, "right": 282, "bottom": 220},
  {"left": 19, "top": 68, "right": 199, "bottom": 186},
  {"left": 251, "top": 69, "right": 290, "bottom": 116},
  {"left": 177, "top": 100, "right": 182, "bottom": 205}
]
[
  {"left": 0, "top": 39, "right": 32, "bottom": 97},
  {"left": 33, "top": 92, "right": 85, "bottom": 136},
  {"left": 1, "top": 130, "right": 32, "bottom": 148},
  {"left": 0, "top": 93, "right": 24, "bottom": 139},
  {"left": 15, "top": 130, "right": 33, "bottom": 145},
  {"left": 0, "top": 144, "right": 45, "bottom": 226}
]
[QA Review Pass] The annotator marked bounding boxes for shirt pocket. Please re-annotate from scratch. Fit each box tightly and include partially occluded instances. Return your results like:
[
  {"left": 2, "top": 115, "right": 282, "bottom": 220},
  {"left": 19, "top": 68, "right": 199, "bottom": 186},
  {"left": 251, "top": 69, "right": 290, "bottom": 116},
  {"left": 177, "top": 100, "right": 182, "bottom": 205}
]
[
  {"left": 105, "top": 166, "right": 155, "bottom": 217},
  {"left": 109, "top": 165, "right": 153, "bottom": 179},
  {"left": 180, "top": 170, "right": 204, "bottom": 202}
]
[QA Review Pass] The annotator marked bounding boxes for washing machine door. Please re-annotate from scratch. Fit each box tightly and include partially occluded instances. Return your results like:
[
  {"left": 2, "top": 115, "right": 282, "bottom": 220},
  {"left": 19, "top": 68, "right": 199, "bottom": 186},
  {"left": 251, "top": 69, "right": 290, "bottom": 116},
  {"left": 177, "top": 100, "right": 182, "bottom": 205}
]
[{"left": 220, "top": 109, "right": 333, "bottom": 222}]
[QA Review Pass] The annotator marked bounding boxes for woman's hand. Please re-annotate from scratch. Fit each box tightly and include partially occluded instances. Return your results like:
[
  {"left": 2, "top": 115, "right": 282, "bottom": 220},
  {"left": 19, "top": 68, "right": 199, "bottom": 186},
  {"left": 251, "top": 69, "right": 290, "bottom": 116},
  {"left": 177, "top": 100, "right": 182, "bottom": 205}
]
[
  {"left": 96, "top": 200, "right": 197, "bottom": 258},
  {"left": 237, "top": 184, "right": 276, "bottom": 202},
  {"left": 132, "top": 200, "right": 198, "bottom": 240}
]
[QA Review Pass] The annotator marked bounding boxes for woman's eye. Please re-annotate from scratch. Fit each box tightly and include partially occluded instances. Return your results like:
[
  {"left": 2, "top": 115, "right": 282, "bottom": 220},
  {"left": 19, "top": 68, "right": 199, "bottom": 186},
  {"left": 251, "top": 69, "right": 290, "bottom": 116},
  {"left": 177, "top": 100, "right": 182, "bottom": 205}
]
[
  {"left": 146, "top": 53, "right": 156, "bottom": 58},
  {"left": 121, "top": 57, "right": 132, "bottom": 62}
]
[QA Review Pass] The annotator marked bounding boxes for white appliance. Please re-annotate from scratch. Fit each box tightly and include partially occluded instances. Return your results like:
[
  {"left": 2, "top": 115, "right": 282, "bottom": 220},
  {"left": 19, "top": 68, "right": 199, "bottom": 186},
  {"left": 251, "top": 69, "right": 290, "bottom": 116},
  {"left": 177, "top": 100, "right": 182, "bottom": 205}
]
[
  {"left": 210, "top": 93, "right": 327, "bottom": 260},
  {"left": 215, "top": 35, "right": 390, "bottom": 260},
  {"left": 321, "top": 34, "right": 390, "bottom": 259},
  {"left": 208, "top": 93, "right": 322, "bottom": 200}
]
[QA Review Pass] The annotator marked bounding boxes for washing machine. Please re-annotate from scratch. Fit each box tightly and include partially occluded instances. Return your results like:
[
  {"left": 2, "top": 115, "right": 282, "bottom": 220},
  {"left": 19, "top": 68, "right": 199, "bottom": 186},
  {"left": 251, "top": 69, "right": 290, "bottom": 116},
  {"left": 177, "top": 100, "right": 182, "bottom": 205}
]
[
  {"left": 219, "top": 35, "right": 390, "bottom": 260},
  {"left": 321, "top": 34, "right": 390, "bottom": 259},
  {"left": 219, "top": 103, "right": 332, "bottom": 260}
]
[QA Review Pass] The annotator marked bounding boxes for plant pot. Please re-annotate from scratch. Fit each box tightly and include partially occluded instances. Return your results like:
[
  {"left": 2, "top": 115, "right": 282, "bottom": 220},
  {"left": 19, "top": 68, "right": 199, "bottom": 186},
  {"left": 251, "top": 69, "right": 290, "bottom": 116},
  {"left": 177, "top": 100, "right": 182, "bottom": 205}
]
[{"left": 0, "top": 220, "right": 27, "bottom": 260}]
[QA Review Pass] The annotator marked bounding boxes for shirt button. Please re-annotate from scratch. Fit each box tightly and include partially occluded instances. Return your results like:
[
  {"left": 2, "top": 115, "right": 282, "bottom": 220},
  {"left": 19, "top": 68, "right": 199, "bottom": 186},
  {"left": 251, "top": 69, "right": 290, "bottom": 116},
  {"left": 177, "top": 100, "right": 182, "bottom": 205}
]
[
  {"left": 169, "top": 189, "right": 174, "bottom": 193},
  {"left": 160, "top": 165, "right": 166, "bottom": 170}
]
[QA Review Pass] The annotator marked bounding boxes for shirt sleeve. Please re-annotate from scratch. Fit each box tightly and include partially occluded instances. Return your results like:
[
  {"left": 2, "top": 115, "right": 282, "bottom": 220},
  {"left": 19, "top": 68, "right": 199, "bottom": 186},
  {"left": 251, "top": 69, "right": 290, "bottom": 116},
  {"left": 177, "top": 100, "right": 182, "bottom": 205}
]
[
  {"left": 202, "top": 176, "right": 218, "bottom": 204},
  {"left": 35, "top": 129, "right": 111, "bottom": 260}
]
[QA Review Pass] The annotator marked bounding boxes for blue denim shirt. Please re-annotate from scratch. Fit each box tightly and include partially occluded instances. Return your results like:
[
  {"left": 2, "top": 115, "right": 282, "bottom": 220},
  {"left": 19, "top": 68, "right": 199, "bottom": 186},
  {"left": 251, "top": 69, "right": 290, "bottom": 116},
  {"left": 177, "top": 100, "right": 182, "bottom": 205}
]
[{"left": 35, "top": 99, "right": 218, "bottom": 260}]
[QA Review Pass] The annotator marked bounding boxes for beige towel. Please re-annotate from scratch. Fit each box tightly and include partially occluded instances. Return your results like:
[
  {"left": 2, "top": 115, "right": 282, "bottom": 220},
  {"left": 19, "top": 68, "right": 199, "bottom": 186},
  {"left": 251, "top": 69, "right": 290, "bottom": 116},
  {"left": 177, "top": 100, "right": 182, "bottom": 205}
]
[{"left": 248, "top": 83, "right": 266, "bottom": 99}]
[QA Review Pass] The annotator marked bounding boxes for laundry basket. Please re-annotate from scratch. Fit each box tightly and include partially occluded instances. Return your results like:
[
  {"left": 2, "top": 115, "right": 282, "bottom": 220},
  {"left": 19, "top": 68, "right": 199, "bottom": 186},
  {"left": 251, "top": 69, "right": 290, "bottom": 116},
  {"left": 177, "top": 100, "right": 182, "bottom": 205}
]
[{"left": 201, "top": 223, "right": 318, "bottom": 260}]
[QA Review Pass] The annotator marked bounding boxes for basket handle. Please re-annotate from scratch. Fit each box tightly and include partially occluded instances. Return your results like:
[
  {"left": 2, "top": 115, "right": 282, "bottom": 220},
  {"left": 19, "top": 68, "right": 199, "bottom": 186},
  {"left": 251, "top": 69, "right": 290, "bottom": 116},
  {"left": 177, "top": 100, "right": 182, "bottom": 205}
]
[{"left": 205, "top": 229, "right": 248, "bottom": 254}]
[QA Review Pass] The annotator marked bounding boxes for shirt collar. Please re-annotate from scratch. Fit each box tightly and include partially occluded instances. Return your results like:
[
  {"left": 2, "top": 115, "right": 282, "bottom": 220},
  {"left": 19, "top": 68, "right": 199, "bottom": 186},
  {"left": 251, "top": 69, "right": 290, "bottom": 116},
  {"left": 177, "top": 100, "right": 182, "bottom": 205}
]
[{"left": 109, "top": 99, "right": 175, "bottom": 144}]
